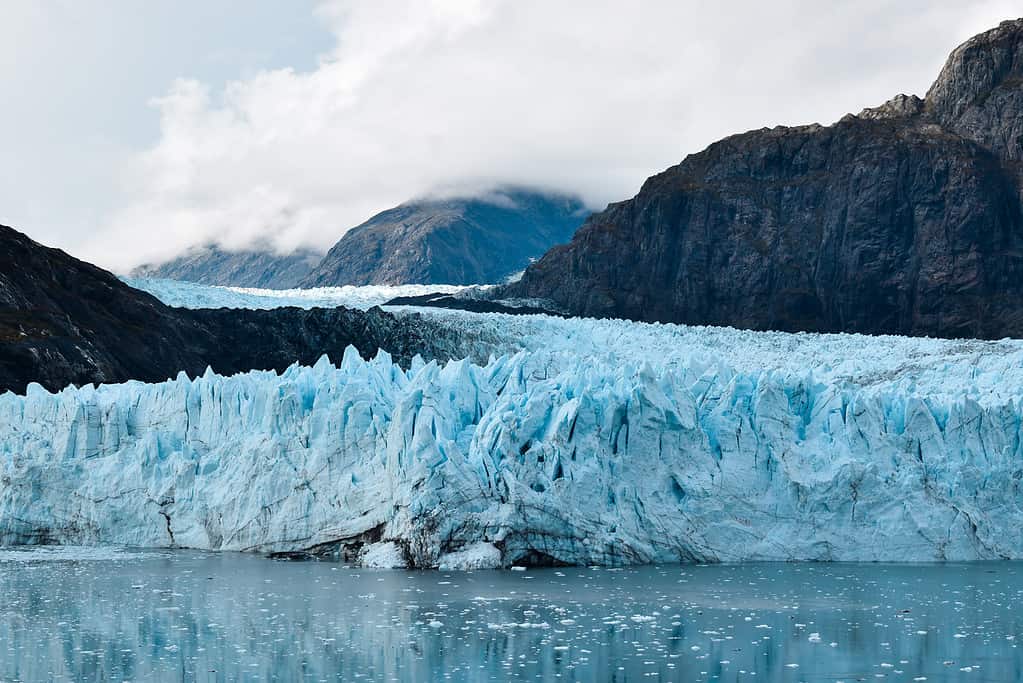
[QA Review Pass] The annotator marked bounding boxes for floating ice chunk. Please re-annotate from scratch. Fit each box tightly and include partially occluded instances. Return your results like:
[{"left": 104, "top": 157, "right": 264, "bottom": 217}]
[
  {"left": 437, "top": 543, "right": 502, "bottom": 571},
  {"left": 361, "top": 542, "right": 407, "bottom": 569}
]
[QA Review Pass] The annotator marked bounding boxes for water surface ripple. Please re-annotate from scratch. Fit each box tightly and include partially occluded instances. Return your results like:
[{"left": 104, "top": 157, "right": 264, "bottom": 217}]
[{"left": 1, "top": 549, "right": 1020, "bottom": 682}]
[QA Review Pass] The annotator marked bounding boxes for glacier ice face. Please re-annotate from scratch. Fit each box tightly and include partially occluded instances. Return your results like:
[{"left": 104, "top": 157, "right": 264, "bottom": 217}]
[{"left": 1, "top": 340, "right": 1021, "bottom": 566}]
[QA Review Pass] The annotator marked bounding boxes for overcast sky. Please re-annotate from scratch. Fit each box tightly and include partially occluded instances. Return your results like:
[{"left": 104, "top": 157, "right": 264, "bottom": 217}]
[{"left": 1, "top": 1, "right": 1018, "bottom": 272}]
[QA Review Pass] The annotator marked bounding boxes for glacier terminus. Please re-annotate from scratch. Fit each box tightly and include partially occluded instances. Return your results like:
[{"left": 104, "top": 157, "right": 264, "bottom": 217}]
[{"left": 2, "top": 281, "right": 1022, "bottom": 568}]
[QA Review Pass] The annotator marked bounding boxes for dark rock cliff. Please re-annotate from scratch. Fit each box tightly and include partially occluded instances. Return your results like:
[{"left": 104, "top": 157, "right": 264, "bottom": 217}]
[
  {"left": 507, "top": 19, "right": 1023, "bottom": 339},
  {"left": 0, "top": 225, "right": 446, "bottom": 394},
  {"left": 301, "top": 188, "right": 588, "bottom": 287}
]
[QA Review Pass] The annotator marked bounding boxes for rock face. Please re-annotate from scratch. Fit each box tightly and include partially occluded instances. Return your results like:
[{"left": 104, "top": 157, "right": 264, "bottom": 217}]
[
  {"left": 508, "top": 19, "right": 1023, "bottom": 339},
  {"left": 0, "top": 225, "right": 448, "bottom": 394},
  {"left": 131, "top": 244, "right": 322, "bottom": 289},
  {"left": 301, "top": 188, "right": 588, "bottom": 287},
  {"left": 1, "top": 343, "right": 1020, "bottom": 565},
  {"left": 926, "top": 19, "right": 1023, "bottom": 165}
]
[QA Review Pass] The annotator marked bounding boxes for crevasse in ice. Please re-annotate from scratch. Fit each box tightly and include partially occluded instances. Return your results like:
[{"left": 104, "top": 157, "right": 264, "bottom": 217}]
[{"left": 1, "top": 342, "right": 1020, "bottom": 568}]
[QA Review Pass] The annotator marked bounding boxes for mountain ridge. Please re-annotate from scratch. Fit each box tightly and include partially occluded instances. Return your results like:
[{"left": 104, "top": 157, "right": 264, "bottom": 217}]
[
  {"left": 301, "top": 188, "right": 588, "bottom": 287},
  {"left": 131, "top": 243, "right": 322, "bottom": 290},
  {"left": 0, "top": 224, "right": 449, "bottom": 394},
  {"left": 505, "top": 19, "right": 1023, "bottom": 339}
]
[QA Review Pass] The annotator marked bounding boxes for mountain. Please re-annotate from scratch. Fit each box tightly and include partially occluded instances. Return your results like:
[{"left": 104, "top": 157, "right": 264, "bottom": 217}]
[
  {"left": 131, "top": 243, "right": 322, "bottom": 289},
  {"left": 507, "top": 19, "right": 1023, "bottom": 339},
  {"left": 0, "top": 224, "right": 446, "bottom": 394},
  {"left": 300, "top": 188, "right": 588, "bottom": 287}
]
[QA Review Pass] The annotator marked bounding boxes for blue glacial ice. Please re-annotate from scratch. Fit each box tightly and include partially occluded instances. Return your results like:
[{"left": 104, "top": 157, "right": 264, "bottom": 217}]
[{"left": 1, "top": 326, "right": 1022, "bottom": 567}]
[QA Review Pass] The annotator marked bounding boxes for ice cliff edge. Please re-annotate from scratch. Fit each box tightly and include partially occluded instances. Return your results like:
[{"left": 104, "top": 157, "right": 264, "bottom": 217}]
[{"left": 0, "top": 344, "right": 1020, "bottom": 567}]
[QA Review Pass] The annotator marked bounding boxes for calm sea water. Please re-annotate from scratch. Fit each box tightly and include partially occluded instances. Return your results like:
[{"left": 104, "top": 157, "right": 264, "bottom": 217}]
[{"left": 0, "top": 549, "right": 1019, "bottom": 682}]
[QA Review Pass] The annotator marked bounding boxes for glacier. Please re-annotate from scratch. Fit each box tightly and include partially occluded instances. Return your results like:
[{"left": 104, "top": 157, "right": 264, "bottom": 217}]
[
  {"left": 2, "top": 321, "right": 1022, "bottom": 567},
  {"left": 125, "top": 277, "right": 1023, "bottom": 402},
  {"left": 122, "top": 277, "right": 475, "bottom": 311}
]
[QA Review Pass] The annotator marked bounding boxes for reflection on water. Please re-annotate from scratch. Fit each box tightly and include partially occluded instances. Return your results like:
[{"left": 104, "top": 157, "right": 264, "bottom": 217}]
[{"left": 0, "top": 548, "right": 1021, "bottom": 681}]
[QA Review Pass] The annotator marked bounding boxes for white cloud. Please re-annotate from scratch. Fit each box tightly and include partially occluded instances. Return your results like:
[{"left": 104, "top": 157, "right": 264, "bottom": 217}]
[{"left": 80, "top": 0, "right": 1019, "bottom": 272}]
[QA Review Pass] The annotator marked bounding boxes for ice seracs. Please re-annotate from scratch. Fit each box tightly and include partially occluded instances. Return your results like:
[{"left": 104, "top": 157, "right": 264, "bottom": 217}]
[
  {"left": 1, "top": 338, "right": 1021, "bottom": 566},
  {"left": 131, "top": 276, "right": 1023, "bottom": 403}
]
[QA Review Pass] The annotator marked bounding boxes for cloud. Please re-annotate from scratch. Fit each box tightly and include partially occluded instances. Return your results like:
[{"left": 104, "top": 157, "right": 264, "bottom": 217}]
[{"left": 83, "top": 0, "right": 1020, "bottom": 272}]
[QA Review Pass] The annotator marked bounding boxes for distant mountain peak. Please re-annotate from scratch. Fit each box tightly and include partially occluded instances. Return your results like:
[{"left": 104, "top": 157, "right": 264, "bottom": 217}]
[
  {"left": 131, "top": 243, "right": 322, "bottom": 290},
  {"left": 856, "top": 93, "right": 924, "bottom": 120},
  {"left": 300, "top": 187, "right": 588, "bottom": 287},
  {"left": 927, "top": 18, "right": 1023, "bottom": 120}
]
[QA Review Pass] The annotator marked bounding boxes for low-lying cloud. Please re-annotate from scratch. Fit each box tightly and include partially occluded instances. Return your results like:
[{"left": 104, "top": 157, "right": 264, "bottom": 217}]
[{"left": 82, "top": 0, "right": 1018, "bottom": 272}]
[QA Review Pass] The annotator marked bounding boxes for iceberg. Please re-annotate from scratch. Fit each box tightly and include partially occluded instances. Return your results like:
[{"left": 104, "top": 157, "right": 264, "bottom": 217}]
[{"left": 1, "top": 339, "right": 1021, "bottom": 567}]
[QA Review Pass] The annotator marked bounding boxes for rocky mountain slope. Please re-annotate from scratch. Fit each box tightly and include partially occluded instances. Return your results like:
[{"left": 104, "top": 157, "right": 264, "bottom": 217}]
[
  {"left": 0, "top": 225, "right": 449, "bottom": 394},
  {"left": 131, "top": 243, "right": 321, "bottom": 289},
  {"left": 507, "top": 19, "right": 1023, "bottom": 339},
  {"left": 301, "top": 188, "right": 588, "bottom": 287}
]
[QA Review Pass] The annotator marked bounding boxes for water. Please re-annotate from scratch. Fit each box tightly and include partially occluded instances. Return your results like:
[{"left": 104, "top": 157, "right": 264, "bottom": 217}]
[{"left": 0, "top": 549, "right": 1020, "bottom": 682}]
